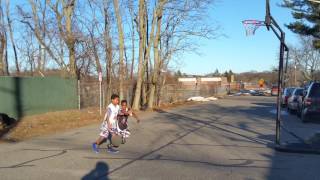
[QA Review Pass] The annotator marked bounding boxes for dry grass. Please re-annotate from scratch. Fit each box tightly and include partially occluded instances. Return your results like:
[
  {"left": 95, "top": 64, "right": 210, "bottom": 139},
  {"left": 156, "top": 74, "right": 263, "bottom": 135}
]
[
  {"left": 0, "top": 100, "right": 205, "bottom": 142},
  {"left": 156, "top": 101, "right": 200, "bottom": 110},
  {"left": 2, "top": 107, "right": 103, "bottom": 142}
]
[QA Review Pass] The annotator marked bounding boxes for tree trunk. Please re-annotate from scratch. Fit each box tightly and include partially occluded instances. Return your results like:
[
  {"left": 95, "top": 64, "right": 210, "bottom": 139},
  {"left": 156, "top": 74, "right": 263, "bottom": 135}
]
[
  {"left": 130, "top": 16, "right": 135, "bottom": 105},
  {"left": 39, "top": 0, "right": 47, "bottom": 73},
  {"left": 148, "top": 1, "right": 165, "bottom": 109},
  {"left": 130, "top": 24, "right": 135, "bottom": 81},
  {"left": 104, "top": 1, "right": 112, "bottom": 104},
  {"left": 5, "top": 0, "right": 19, "bottom": 74},
  {"left": 113, "top": 0, "right": 125, "bottom": 99},
  {"left": 142, "top": 79, "right": 147, "bottom": 106},
  {"left": 0, "top": 33, "right": 5, "bottom": 76},
  {"left": 64, "top": 0, "right": 77, "bottom": 78},
  {"left": 90, "top": 31, "right": 102, "bottom": 74},
  {"left": 0, "top": 0, "right": 8, "bottom": 76},
  {"left": 132, "top": 0, "right": 146, "bottom": 110}
]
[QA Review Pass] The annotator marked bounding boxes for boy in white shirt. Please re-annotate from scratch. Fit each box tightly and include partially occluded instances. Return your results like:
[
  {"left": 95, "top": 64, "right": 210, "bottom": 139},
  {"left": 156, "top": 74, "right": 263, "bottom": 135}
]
[{"left": 92, "top": 94, "right": 120, "bottom": 153}]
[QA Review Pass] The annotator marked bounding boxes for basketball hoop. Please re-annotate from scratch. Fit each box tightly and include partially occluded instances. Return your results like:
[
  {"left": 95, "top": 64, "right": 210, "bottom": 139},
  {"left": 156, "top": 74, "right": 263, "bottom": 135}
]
[{"left": 242, "top": 20, "right": 265, "bottom": 36}]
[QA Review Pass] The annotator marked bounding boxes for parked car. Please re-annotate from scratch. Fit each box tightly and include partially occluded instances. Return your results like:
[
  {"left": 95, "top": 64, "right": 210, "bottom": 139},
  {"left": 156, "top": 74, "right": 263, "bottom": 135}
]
[
  {"left": 271, "top": 86, "right": 279, "bottom": 96},
  {"left": 281, "top": 87, "right": 295, "bottom": 107},
  {"left": 287, "top": 88, "right": 304, "bottom": 113},
  {"left": 249, "top": 90, "right": 264, "bottom": 96},
  {"left": 297, "top": 84, "right": 312, "bottom": 117},
  {"left": 236, "top": 90, "right": 251, "bottom": 96},
  {"left": 298, "top": 82, "right": 320, "bottom": 122},
  {"left": 263, "top": 89, "right": 272, "bottom": 96}
]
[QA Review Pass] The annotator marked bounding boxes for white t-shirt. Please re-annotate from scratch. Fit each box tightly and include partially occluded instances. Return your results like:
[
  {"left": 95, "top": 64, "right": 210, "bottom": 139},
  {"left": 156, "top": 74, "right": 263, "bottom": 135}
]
[{"left": 102, "top": 103, "right": 120, "bottom": 130}]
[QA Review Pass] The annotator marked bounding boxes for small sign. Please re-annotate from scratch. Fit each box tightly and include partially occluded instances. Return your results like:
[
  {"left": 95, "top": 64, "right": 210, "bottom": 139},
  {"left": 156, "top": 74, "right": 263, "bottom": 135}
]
[
  {"left": 259, "top": 79, "right": 264, "bottom": 85},
  {"left": 99, "top": 72, "right": 102, "bottom": 82}
]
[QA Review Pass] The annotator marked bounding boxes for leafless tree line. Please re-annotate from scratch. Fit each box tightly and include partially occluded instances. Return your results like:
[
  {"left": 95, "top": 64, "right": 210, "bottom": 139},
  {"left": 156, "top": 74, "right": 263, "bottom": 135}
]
[
  {"left": 288, "top": 36, "right": 320, "bottom": 85},
  {"left": 0, "top": 0, "right": 218, "bottom": 110}
]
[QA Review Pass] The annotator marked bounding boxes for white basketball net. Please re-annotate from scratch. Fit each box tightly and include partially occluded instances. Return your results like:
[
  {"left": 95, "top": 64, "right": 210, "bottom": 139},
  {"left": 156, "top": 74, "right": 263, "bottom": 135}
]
[{"left": 242, "top": 20, "right": 265, "bottom": 36}]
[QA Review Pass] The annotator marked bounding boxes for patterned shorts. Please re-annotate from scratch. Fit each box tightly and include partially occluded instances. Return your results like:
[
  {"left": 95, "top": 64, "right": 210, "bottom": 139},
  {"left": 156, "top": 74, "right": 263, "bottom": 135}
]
[{"left": 99, "top": 130, "right": 110, "bottom": 138}]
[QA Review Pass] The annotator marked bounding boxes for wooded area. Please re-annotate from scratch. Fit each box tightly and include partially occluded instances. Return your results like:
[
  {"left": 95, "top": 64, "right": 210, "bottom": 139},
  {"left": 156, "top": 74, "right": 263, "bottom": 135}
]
[{"left": 0, "top": 0, "right": 218, "bottom": 110}]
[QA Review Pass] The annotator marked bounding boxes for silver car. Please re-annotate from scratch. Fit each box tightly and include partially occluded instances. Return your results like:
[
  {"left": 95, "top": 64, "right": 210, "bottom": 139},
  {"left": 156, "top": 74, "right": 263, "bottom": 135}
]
[{"left": 287, "top": 88, "right": 304, "bottom": 113}]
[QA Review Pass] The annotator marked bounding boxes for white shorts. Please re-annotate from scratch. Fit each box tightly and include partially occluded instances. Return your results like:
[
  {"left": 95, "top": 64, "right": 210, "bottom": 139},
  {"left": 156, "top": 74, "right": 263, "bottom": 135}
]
[
  {"left": 99, "top": 130, "right": 110, "bottom": 138},
  {"left": 99, "top": 127, "right": 117, "bottom": 138}
]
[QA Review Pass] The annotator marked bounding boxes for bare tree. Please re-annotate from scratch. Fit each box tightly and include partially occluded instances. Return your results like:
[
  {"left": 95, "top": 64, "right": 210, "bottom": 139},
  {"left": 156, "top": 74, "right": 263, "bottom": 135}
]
[
  {"left": 38, "top": 0, "right": 47, "bottom": 73},
  {"left": 132, "top": 0, "right": 146, "bottom": 110},
  {"left": 127, "top": 0, "right": 135, "bottom": 81},
  {"left": 290, "top": 36, "right": 320, "bottom": 81},
  {"left": 113, "top": 0, "right": 125, "bottom": 99},
  {"left": 18, "top": 1, "right": 68, "bottom": 72},
  {"left": 86, "top": 0, "right": 102, "bottom": 74},
  {"left": 5, "top": 0, "right": 19, "bottom": 74},
  {"left": 103, "top": 0, "right": 113, "bottom": 103},
  {"left": 147, "top": 0, "right": 166, "bottom": 109},
  {"left": 48, "top": 0, "right": 77, "bottom": 77},
  {"left": 0, "top": 0, "right": 8, "bottom": 76}
]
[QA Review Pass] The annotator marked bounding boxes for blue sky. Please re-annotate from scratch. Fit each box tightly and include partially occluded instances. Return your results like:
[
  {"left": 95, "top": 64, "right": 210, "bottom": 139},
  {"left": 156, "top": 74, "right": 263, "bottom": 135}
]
[
  {"left": 179, "top": 0, "right": 299, "bottom": 75},
  {"left": 7, "top": 0, "right": 298, "bottom": 74}
]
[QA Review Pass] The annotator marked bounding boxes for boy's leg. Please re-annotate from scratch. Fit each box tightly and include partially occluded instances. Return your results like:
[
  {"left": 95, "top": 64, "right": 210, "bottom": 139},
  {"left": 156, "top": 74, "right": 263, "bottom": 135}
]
[
  {"left": 92, "top": 131, "right": 108, "bottom": 153},
  {"left": 96, "top": 136, "right": 106, "bottom": 145},
  {"left": 107, "top": 132, "right": 119, "bottom": 153}
]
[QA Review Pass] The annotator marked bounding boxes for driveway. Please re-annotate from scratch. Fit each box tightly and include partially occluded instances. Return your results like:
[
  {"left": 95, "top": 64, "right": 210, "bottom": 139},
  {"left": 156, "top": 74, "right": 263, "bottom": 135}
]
[{"left": 0, "top": 96, "right": 319, "bottom": 180}]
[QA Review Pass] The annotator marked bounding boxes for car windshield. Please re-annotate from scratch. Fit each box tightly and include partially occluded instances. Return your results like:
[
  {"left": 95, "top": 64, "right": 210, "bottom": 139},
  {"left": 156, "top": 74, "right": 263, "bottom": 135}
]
[
  {"left": 285, "top": 88, "right": 295, "bottom": 95},
  {"left": 294, "top": 88, "right": 303, "bottom": 95},
  {"left": 309, "top": 83, "right": 320, "bottom": 98}
]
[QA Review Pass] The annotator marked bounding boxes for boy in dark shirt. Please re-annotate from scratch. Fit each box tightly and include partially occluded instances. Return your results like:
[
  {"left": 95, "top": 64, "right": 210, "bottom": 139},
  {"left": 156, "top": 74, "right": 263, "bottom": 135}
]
[{"left": 117, "top": 100, "right": 140, "bottom": 132}]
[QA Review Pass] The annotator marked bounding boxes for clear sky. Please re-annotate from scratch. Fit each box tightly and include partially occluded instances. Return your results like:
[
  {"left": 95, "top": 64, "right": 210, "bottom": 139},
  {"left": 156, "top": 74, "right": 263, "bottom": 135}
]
[
  {"left": 7, "top": 0, "right": 298, "bottom": 74},
  {"left": 179, "top": 0, "right": 299, "bottom": 75}
]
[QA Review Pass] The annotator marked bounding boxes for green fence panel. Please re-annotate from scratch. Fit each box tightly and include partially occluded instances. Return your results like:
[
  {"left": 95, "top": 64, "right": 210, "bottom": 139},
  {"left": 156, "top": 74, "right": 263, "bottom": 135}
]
[{"left": 0, "top": 77, "right": 78, "bottom": 119}]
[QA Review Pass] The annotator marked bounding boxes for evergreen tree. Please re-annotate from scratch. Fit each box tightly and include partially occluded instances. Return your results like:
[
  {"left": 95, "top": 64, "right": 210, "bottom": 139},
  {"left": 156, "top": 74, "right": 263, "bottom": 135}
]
[
  {"left": 175, "top": 70, "right": 182, "bottom": 77},
  {"left": 213, "top": 69, "right": 220, "bottom": 76},
  {"left": 282, "top": 0, "right": 320, "bottom": 49}
]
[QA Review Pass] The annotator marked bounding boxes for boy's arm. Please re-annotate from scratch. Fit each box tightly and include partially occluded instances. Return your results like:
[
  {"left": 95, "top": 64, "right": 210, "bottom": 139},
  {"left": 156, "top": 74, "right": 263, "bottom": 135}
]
[
  {"left": 104, "top": 108, "right": 112, "bottom": 130},
  {"left": 130, "top": 110, "right": 140, "bottom": 123}
]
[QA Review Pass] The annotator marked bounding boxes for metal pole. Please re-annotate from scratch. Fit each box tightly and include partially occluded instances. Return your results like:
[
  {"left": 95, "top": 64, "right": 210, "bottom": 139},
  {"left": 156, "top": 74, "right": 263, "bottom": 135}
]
[
  {"left": 103, "top": 83, "right": 105, "bottom": 109},
  {"left": 275, "top": 32, "right": 285, "bottom": 145},
  {"left": 294, "top": 59, "right": 297, "bottom": 86},
  {"left": 99, "top": 81, "right": 102, "bottom": 115},
  {"left": 78, "top": 80, "right": 81, "bottom": 110},
  {"left": 284, "top": 50, "right": 289, "bottom": 87}
]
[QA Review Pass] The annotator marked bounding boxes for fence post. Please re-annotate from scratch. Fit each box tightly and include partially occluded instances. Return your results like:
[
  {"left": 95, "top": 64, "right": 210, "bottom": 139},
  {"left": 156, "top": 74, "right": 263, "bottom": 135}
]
[
  {"left": 102, "top": 83, "right": 105, "bottom": 109},
  {"left": 78, "top": 79, "right": 81, "bottom": 110},
  {"left": 99, "top": 72, "right": 102, "bottom": 115}
]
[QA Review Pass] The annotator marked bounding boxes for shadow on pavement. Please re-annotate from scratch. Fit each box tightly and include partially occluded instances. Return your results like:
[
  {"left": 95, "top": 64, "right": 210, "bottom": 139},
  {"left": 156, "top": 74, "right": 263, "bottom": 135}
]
[
  {"left": 153, "top": 99, "right": 320, "bottom": 179},
  {"left": 154, "top": 102, "right": 275, "bottom": 146},
  {"left": 82, "top": 161, "right": 109, "bottom": 180}
]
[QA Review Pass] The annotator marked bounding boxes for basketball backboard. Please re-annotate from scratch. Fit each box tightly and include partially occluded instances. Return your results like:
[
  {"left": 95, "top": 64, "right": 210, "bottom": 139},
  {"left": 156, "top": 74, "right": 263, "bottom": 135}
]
[{"left": 265, "top": 0, "right": 271, "bottom": 30}]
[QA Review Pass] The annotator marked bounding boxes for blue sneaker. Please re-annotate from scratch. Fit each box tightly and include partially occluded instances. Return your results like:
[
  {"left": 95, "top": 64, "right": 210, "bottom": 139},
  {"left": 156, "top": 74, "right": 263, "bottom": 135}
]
[
  {"left": 107, "top": 147, "right": 119, "bottom": 154},
  {"left": 92, "top": 143, "right": 99, "bottom": 153}
]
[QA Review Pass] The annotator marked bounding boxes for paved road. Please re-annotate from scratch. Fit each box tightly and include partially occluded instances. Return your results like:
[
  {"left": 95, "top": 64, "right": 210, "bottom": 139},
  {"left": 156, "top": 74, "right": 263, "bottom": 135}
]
[{"left": 0, "top": 96, "right": 320, "bottom": 180}]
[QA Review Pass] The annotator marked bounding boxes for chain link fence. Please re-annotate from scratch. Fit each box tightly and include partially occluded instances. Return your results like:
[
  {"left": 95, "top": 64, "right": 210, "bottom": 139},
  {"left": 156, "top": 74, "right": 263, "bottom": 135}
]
[
  {"left": 79, "top": 79, "right": 134, "bottom": 109},
  {"left": 160, "top": 83, "right": 228, "bottom": 104},
  {"left": 79, "top": 79, "right": 229, "bottom": 108}
]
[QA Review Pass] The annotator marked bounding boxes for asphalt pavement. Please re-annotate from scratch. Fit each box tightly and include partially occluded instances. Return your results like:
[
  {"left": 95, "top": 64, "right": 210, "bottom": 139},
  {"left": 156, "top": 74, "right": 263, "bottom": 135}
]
[{"left": 0, "top": 96, "right": 319, "bottom": 180}]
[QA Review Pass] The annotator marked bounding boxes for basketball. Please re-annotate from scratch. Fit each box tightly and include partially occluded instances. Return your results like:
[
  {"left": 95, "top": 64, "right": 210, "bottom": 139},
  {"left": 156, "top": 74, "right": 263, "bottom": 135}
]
[{"left": 111, "top": 134, "right": 122, "bottom": 147}]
